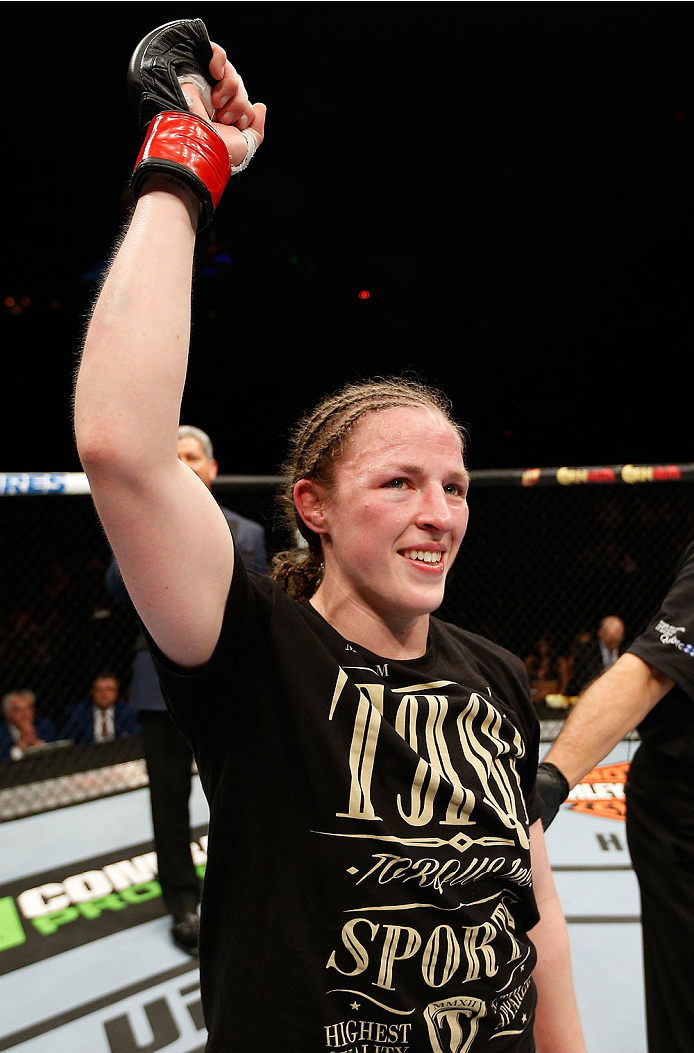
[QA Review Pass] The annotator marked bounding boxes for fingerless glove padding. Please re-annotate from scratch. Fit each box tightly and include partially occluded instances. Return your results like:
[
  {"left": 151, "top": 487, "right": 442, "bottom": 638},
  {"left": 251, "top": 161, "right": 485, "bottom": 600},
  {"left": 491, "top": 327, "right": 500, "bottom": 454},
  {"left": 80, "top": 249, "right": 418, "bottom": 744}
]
[{"left": 127, "top": 18, "right": 215, "bottom": 129}]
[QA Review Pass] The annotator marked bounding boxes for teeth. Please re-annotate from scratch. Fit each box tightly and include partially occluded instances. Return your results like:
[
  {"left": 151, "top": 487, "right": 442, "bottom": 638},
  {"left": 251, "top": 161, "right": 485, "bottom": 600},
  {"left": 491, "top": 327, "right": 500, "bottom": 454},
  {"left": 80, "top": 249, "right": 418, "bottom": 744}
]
[{"left": 405, "top": 550, "right": 441, "bottom": 564}]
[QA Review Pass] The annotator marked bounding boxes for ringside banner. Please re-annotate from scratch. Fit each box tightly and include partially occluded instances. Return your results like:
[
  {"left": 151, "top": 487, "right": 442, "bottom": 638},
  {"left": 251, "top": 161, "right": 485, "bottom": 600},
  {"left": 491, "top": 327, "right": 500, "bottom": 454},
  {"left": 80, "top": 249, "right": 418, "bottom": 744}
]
[
  {"left": 3, "top": 464, "right": 694, "bottom": 496},
  {"left": 0, "top": 827, "right": 208, "bottom": 975},
  {"left": 0, "top": 473, "right": 91, "bottom": 496}
]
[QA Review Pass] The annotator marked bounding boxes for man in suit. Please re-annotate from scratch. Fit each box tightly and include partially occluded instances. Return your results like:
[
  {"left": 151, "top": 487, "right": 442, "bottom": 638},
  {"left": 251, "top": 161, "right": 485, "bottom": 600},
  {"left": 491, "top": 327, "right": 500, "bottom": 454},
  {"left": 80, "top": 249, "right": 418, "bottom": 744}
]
[
  {"left": 60, "top": 673, "right": 140, "bottom": 743},
  {"left": 176, "top": 425, "right": 268, "bottom": 572},
  {"left": 0, "top": 689, "right": 56, "bottom": 762},
  {"left": 566, "top": 615, "right": 625, "bottom": 695},
  {"left": 106, "top": 424, "right": 267, "bottom": 956}
]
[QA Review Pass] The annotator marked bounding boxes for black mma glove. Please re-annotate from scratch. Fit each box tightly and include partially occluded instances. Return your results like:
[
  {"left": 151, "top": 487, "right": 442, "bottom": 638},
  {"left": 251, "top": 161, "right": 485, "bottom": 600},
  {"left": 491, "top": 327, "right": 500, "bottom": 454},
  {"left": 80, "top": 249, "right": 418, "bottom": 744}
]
[
  {"left": 536, "top": 761, "right": 570, "bottom": 830},
  {"left": 127, "top": 18, "right": 230, "bottom": 229},
  {"left": 127, "top": 18, "right": 216, "bottom": 129}
]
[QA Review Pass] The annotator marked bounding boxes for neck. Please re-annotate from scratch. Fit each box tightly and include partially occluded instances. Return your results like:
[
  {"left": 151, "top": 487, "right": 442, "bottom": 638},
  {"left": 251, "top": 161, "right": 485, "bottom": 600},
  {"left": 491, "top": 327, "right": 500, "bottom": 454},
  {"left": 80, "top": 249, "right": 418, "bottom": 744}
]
[{"left": 309, "top": 588, "right": 430, "bottom": 660}]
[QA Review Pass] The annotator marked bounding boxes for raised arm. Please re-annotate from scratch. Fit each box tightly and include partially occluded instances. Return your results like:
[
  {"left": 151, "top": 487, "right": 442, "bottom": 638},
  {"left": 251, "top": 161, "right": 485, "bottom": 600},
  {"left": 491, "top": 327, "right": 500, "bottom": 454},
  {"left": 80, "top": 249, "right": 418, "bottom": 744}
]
[{"left": 74, "top": 23, "right": 265, "bottom": 668}]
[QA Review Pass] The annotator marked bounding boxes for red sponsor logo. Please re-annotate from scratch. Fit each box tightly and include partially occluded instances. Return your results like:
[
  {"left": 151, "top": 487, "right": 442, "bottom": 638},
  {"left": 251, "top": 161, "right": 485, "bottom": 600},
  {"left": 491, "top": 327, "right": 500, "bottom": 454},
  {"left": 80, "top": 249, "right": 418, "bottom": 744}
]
[
  {"left": 566, "top": 760, "right": 629, "bottom": 821},
  {"left": 586, "top": 467, "right": 616, "bottom": 484},
  {"left": 653, "top": 464, "right": 681, "bottom": 481},
  {"left": 522, "top": 468, "right": 541, "bottom": 487},
  {"left": 556, "top": 466, "right": 616, "bottom": 486},
  {"left": 622, "top": 463, "right": 682, "bottom": 484}
]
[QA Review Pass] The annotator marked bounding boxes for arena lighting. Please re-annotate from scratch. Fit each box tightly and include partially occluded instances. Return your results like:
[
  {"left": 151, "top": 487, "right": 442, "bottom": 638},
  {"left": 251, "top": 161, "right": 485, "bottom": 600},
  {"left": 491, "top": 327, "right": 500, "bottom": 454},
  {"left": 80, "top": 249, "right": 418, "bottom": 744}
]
[{"left": 358, "top": 289, "right": 370, "bottom": 300}]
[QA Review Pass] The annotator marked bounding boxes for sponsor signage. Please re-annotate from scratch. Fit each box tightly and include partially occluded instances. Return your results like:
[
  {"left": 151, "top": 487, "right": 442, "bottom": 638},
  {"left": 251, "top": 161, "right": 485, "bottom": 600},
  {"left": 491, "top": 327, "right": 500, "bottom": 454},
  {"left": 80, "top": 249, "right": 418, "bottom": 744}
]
[
  {"left": 621, "top": 464, "right": 681, "bottom": 484},
  {"left": 1, "top": 961, "right": 205, "bottom": 1053},
  {"left": 0, "top": 473, "right": 91, "bottom": 496},
  {"left": 556, "top": 466, "right": 617, "bottom": 486},
  {"left": 521, "top": 468, "right": 542, "bottom": 487},
  {"left": 565, "top": 761, "right": 629, "bottom": 821},
  {"left": 0, "top": 827, "right": 208, "bottom": 974},
  {"left": 519, "top": 464, "right": 686, "bottom": 488}
]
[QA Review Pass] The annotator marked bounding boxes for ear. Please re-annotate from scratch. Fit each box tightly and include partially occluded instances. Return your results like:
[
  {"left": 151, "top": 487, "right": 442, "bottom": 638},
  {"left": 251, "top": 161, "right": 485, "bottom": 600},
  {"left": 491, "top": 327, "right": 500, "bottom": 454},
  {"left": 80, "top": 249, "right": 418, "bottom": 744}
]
[
  {"left": 293, "top": 478, "right": 328, "bottom": 535},
  {"left": 208, "top": 458, "right": 219, "bottom": 483}
]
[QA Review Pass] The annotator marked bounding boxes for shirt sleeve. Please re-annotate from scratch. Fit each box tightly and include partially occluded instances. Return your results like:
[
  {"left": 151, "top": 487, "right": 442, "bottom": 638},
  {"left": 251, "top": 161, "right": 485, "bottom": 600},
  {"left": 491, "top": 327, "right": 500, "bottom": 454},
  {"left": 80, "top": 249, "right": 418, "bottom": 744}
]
[
  {"left": 140, "top": 539, "right": 268, "bottom": 751},
  {"left": 627, "top": 540, "right": 694, "bottom": 702}
]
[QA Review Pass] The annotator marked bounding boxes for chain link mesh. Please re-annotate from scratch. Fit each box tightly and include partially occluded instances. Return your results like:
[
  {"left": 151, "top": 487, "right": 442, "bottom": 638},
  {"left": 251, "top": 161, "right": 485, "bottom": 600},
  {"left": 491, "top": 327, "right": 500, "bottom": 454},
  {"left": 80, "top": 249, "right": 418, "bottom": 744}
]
[{"left": 2, "top": 468, "right": 692, "bottom": 819}]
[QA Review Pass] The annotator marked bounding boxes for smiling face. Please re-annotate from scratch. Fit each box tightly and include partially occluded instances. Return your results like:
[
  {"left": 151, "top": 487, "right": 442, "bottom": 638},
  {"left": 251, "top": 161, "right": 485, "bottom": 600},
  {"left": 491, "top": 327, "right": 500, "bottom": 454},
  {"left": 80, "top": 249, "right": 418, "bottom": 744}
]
[{"left": 297, "top": 406, "right": 469, "bottom": 654}]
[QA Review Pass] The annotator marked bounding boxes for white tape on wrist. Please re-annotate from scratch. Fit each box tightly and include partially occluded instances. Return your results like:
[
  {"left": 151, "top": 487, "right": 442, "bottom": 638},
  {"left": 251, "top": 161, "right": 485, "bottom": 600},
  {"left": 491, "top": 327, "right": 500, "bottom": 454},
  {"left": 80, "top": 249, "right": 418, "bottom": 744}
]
[
  {"left": 231, "top": 129, "right": 258, "bottom": 175},
  {"left": 177, "top": 72, "right": 257, "bottom": 175}
]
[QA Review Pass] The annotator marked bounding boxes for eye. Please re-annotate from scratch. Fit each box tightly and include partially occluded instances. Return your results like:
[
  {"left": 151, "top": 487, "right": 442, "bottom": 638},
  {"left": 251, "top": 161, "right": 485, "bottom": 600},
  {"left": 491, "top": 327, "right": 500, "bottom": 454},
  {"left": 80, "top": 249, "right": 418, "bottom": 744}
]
[
  {"left": 386, "top": 478, "right": 407, "bottom": 489},
  {"left": 444, "top": 482, "right": 466, "bottom": 497}
]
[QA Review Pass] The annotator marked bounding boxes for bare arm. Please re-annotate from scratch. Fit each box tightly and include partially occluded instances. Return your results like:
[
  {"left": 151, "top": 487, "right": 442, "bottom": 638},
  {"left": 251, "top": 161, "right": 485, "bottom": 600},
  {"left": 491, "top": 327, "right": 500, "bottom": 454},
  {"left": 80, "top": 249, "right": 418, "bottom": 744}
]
[
  {"left": 542, "top": 652, "right": 674, "bottom": 787},
  {"left": 74, "top": 47, "right": 265, "bottom": 668},
  {"left": 529, "top": 819, "right": 586, "bottom": 1053}
]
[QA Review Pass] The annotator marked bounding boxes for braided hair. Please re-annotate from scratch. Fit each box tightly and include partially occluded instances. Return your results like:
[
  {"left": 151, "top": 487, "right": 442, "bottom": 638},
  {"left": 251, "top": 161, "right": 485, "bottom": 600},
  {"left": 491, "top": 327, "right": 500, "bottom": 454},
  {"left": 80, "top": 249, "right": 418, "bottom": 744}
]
[{"left": 271, "top": 377, "right": 466, "bottom": 599}]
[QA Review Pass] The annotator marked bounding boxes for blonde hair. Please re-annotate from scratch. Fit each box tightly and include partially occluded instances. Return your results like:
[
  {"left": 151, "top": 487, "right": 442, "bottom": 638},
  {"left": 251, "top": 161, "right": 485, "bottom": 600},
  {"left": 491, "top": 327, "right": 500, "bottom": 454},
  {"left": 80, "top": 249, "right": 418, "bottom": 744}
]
[{"left": 271, "top": 377, "right": 465, "bottom": 599}]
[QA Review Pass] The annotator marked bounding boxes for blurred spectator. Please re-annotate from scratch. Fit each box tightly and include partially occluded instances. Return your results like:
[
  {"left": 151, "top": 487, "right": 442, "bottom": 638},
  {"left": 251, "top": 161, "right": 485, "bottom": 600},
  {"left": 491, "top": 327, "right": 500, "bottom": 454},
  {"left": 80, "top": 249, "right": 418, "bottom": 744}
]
[
  {"left": 177, "top": 425, "right": 268, "bottom": 571},
  {"left": 60, "top": 672, "right": 140, "bottom": 744},
  {"left": 565, "top": 615, "right": 626, "bottom": 696},
  {"left": 524, "top": 635, "right": 562, "bottom": 703},
  {"left": 0, "top": 689, "right": 57, "bottom": 762}
]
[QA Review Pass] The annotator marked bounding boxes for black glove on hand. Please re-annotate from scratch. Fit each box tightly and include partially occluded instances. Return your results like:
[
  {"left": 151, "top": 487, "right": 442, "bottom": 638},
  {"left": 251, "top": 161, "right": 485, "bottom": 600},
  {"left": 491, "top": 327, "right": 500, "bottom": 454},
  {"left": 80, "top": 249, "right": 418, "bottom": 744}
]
[
  {"left": 536, "top": 761, "right": 570, "bottom": 830},
  {"left": 127, "top": 18, "right": 215, "bottom": 129},
  {"left": 127, "top": 19, "right": 229, "bottom": 230}
]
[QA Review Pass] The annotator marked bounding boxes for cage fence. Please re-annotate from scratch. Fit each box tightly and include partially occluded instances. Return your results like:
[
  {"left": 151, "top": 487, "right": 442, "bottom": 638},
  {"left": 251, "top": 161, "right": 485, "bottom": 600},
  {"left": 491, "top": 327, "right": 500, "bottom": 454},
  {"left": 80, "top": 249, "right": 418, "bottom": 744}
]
[{"left": 1, "top": 463, "right": 693, "bottom": 820}]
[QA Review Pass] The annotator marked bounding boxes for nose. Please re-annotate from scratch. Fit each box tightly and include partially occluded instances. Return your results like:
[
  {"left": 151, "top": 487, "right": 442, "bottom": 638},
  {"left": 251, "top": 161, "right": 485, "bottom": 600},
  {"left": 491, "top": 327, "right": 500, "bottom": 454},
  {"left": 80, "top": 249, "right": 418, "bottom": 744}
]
[{"left": 415, "top": 483, "right": 456, "bottom": 534}]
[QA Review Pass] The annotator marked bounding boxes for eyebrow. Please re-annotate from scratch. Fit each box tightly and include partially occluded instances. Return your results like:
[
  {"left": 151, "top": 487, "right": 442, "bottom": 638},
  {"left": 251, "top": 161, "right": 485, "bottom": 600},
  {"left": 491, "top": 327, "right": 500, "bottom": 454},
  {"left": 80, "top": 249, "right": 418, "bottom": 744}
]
[{"left": 385, "top": 464, "right": 471, "bottom": 485}]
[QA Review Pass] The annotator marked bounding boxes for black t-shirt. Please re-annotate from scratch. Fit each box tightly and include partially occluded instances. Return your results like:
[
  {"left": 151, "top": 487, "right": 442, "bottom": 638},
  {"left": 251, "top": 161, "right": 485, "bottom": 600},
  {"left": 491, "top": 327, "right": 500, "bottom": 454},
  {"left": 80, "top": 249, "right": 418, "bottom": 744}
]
[
  {"left": 148, "top": 553, "right": 543, "bottom": 1052},
  {"left": 628, "top": 540, "right": 694, "bottom": 767}
]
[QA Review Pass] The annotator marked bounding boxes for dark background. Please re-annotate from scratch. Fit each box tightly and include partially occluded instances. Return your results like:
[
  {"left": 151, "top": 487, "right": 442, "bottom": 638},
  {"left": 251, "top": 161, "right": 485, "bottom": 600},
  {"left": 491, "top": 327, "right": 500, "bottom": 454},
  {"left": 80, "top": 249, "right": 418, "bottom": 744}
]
[{"left": 3, "top": 4, "right": 689, "bottom": 476}]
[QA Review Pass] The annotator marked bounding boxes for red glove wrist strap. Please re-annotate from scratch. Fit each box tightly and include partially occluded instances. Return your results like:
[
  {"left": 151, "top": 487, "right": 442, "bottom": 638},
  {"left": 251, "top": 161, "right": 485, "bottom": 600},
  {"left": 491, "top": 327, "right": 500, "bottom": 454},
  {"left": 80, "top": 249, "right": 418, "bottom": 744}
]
[{"left": 132, "top": 111, "right": 231, "bottom": 228}]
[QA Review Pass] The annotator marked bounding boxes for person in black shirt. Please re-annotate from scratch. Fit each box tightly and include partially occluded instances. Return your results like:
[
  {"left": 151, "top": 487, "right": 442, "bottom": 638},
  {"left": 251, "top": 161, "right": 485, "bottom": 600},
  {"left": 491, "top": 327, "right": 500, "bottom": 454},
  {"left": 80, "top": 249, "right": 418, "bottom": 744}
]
[
  {"left": 540, "top": 541, "right": 694, "bottom": 1052},
  {"left": 73, "top": 19, "right": 585, "bottom": 1052}
]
